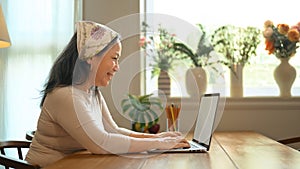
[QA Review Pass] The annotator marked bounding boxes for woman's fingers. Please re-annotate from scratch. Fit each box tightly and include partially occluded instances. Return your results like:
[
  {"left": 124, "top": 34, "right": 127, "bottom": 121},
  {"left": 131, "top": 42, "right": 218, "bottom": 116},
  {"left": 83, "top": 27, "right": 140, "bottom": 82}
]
[
  {"left": 174, "top": 142, "right": 190, "bottom": 149},
  {"left": 156, "top": 131, "right": 182, "bottom": 138},
  {"left": 159, "top": 137, "right": 190, "bottom": 149},
  {"left": 177, "top": 138, "right": 190, "bottom": 148}
]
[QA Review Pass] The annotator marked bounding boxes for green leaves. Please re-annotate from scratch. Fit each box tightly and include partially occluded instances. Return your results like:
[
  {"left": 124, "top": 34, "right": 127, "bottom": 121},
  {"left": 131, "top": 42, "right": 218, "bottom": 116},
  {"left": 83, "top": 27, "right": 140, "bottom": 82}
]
[
  {"left": 121, "top": 93, "right": 162, "bottom": 127},
  {"left": 173, "top": 42, "right": 200, "bottom": 67},
  {"left": 211, "top": 25, "right": 261, "bottom": 65},
  {"left": 172, "top": 24, "right": 214, "bottom": 68}
]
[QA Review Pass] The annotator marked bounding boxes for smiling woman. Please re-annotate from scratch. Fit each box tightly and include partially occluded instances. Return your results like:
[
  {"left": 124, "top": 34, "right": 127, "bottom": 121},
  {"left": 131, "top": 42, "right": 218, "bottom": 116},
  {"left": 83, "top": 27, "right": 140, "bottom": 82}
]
[
  {"left": 93, "top": 42, "right": 121, "bottom": 86},
  {"left": 144, "top": 0, "right": 300, "bottom": 97},
  {"left": 24, "top": 21, "right": 190, "bottom": 167}
]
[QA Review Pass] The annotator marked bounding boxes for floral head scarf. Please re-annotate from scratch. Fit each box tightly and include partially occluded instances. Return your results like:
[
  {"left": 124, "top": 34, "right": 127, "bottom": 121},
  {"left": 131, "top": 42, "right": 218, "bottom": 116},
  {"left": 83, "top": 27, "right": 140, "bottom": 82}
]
[{"left": 76, "top": 21, "right": 120, "bottom": 61}]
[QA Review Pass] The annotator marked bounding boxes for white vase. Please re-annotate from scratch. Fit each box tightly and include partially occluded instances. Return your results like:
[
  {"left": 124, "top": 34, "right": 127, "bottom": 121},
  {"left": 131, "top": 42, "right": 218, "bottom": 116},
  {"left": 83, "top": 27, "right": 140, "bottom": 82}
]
[
  {"left": 185, "top": 67, "right": 207, "bottom": 97},
  {"left": 273, "top": 58, "right": 296, "bottom": 98},
  {"left": 230, "top": 63, "right": 244, "bottom": 98}
]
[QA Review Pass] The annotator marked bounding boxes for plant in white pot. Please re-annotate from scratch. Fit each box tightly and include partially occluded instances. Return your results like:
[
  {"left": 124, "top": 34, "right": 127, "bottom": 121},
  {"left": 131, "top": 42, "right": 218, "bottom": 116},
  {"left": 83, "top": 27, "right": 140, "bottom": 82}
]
[
  {"left": 121, "top": 93, "right": 163, "bottom": 134},
  {"left": 173, "top": 24, "right": 216, "bottom": 97},
  {"left": 210, "top": 25, "right": 261, "bottom": 97}
]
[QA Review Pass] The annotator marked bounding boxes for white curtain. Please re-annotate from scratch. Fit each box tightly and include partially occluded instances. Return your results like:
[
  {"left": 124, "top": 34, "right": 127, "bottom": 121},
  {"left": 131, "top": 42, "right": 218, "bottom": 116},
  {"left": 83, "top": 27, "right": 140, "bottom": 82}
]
[{"left": 0, "top": 0, "right": 82, "bottom": 139}]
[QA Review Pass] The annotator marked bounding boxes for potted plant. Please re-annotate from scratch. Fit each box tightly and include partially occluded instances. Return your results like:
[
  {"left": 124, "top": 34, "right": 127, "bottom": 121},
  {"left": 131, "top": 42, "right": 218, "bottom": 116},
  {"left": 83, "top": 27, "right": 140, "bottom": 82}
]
[
  {"left": 210, "top": 25, "right": 261, "bottom": 68},
  {"left": 173, "top": 24, "right": 215, "bottom": 97},
  {"left": 140, "top": 22, "right": 180, "bottom": 96},
  {"left": 263, "top": 20, "right": 299, "bottom": 97},
  {"left": 121, "top": 93, "right": 163, "bottom": 134},
  {"left": 210, "top": 25, "right": 261, "bottom": 97}
]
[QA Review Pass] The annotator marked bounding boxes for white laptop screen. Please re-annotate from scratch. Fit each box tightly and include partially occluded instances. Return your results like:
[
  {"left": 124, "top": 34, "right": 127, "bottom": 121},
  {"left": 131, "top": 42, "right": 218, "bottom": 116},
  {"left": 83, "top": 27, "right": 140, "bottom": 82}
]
[{"left": 193, "top": 93, "right": 219, "bottom": 150}]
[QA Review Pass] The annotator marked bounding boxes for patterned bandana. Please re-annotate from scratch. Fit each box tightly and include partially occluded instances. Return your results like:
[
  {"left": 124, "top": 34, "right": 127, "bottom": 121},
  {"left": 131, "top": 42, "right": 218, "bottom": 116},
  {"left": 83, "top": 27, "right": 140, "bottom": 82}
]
[{"left": 76, "top": 21, "right": 120, "bottom": 60}]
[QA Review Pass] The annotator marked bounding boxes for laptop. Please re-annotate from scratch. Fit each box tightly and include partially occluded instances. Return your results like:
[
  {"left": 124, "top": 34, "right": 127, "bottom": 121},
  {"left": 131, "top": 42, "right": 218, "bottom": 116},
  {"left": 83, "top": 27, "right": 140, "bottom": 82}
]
[{"left": 149, "top": 93, "right": 220, "bottom": 153}]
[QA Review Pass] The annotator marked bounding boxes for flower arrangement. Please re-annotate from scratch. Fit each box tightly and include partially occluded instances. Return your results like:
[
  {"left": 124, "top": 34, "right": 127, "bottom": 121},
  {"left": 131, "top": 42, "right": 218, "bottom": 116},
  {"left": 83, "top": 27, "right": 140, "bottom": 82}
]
[
  {"left": 263, "top": 20, "right": 300, "bottom": 58},
  {"left": 211, "top": 25, "right": 261, "bottom": 66},
  {"left": 140, "top": 22, "right": 179, "bottom": 78}
]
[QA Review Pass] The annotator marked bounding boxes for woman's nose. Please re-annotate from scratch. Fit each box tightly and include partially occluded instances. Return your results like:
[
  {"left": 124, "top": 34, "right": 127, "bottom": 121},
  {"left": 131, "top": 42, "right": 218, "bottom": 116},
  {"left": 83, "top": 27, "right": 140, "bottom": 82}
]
[{"left": 113, "top": 63, "right": 120, "bottom": 72}]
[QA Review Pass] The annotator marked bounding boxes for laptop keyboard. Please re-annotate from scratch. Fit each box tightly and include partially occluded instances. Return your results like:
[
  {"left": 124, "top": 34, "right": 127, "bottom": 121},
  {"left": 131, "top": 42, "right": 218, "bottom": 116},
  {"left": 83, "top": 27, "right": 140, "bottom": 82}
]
[{"left": 189, "top": 141, "right": 199, "bottom": 148}]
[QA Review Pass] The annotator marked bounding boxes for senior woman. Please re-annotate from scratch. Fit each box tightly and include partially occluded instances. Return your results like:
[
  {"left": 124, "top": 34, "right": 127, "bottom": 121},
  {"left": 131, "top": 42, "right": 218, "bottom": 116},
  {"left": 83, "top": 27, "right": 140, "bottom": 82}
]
[{"left": 25, "top": 21, "right": 189, "bottom": 167}]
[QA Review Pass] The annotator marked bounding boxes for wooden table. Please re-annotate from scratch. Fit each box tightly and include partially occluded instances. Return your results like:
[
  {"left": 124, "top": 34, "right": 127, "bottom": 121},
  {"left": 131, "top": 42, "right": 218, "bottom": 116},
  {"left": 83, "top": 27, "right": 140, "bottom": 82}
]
[
  {"left": 43, "top": 131, "right": 300, "bottom": 169},
  {"left": 214, "top": 132, "right": 300, "bottom": 169}
]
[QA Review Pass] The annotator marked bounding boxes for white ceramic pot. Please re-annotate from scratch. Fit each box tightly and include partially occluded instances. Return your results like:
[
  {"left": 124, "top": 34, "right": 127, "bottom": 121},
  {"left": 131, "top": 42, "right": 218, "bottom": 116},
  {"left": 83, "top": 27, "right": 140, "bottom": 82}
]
[
  {"left": 185, "top": 67, "right": 207, "bottom": 97},
  {"left": 274, "top": 58, "right": 296, "bottom": 98},
  {"left": 230, "top": 63, "right": 244, "bottom": 98}
]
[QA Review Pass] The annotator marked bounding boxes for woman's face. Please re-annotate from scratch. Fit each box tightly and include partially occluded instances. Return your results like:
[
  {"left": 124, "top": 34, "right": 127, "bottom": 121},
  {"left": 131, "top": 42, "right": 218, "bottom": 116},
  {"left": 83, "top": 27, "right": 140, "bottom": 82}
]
[{"left": 89, "top": 42, "right": 121, "bottom": 86}]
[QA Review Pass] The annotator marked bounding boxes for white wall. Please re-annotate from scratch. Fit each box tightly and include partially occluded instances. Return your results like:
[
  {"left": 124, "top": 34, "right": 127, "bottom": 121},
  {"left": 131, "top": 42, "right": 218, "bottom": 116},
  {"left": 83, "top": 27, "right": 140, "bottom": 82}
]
[
  {"left": 83, "top": 0, "right": 141, "bottom": 128},
  {"left": 83, "top": 1, "right": 300, "bottom": 149}
]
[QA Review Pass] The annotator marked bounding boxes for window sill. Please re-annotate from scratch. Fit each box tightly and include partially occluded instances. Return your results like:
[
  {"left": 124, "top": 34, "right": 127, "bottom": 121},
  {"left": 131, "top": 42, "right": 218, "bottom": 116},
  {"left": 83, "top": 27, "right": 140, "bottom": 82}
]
[
  {"left": 167, "top": 96, "right": 300, "bottom": 111},
  {"left": 223, "top": 96, "right": 300, "bottom": 111}
]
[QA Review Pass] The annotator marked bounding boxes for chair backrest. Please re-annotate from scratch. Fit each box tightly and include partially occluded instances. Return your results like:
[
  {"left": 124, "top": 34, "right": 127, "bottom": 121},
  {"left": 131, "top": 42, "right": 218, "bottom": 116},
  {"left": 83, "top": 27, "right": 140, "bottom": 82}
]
[
  {"left": 25, "top": 131, "right": 35, "bottom": 141},
  {"left": 0, "top": 140, "right": 40, "bottom": 169},
  {"left": 278, "top": 137, "right": 300, "bottom": 151}
]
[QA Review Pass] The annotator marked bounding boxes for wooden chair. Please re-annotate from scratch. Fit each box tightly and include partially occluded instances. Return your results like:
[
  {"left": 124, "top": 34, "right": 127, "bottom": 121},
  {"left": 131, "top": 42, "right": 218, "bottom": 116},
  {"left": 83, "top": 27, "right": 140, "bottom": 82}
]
[
  {"left": 278, "top": 137, "right": 300, "bottom": 151},
  {"left": 25, "top": 131, "right": 35, "bottom": 141},
  {"left": 0, "top": 140, "right": 40, "bottom": 169}
]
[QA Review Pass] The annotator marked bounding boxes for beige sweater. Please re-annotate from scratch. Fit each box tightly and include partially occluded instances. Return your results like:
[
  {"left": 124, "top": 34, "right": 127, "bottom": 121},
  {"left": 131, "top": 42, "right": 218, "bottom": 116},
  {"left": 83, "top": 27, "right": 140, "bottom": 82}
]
[{"left": 25, "top": 86, "right": 134, "bottom": 167}]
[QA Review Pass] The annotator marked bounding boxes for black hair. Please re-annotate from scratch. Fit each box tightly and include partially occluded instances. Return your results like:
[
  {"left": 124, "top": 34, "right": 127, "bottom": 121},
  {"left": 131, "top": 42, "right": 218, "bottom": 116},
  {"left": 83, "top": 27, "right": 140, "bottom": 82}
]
[{"left": 40, "top": 32, "right": 90, "bottom": 107}]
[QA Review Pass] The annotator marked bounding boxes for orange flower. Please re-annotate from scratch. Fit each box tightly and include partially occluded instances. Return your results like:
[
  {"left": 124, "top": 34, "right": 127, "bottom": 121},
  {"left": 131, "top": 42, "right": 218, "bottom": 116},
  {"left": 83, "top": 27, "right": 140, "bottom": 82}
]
[
  {"left": 288, "top": 29, "right": 300, "bottom": 42},
  {"left": 265, "top": 39, "right": 275, "bottom": 54},
  {"left": 277, "top": 24, "right": 289, "bottom": 35}
]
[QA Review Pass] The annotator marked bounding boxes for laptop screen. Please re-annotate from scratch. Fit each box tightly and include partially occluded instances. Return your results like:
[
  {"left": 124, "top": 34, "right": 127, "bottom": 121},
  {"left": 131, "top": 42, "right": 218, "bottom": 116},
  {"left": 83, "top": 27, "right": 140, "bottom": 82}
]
[{"left": 193, "top": 93, "right": 220, "bottom": 150}]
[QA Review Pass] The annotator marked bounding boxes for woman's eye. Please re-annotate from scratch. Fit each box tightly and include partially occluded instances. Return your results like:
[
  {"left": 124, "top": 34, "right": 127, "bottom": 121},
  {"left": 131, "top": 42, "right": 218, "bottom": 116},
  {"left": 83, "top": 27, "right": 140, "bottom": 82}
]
[
  {"left": 112, "top": 57, "right": 119, "bottom": 63},
  {"left": 112, "top": 53, "right": 120, "bottom": 61}
]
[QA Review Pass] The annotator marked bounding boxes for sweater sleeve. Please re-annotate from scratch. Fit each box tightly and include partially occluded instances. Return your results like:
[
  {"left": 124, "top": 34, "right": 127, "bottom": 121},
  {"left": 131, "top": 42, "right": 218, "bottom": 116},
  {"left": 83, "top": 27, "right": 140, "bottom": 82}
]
[
  {"left": 98, "top": 91, "right": 134, "bottom": 136},
  {"left": 48, "top": 87, "right": 131, "bottom": 154}
]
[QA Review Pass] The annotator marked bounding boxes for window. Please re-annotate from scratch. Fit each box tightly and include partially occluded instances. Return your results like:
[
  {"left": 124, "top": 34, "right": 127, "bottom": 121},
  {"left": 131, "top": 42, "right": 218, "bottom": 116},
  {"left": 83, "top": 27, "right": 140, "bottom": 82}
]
[
  {"left": 142, "top": 0, "right": 300, "bottom": 97},
  {"left": 0, "top": 0, "right": 82, "bottom": 139}
]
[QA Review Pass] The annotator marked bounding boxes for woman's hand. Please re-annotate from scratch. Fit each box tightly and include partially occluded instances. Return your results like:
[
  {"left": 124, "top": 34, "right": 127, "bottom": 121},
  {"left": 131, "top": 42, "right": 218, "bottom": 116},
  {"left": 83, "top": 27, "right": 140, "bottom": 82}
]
[
  {"left": 129, "top": 131, "right": 182, "bottom": 138},
  {"left": 155, "top": 131, "right": 182, "bottom": 138},
  {"left": 157, "top": 136, "right": 190, "bottom": 150}
]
